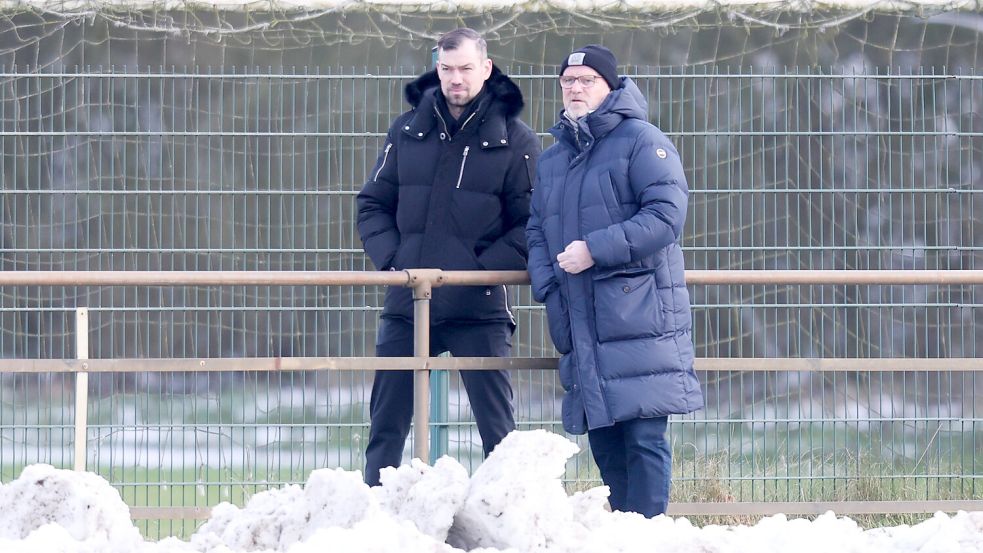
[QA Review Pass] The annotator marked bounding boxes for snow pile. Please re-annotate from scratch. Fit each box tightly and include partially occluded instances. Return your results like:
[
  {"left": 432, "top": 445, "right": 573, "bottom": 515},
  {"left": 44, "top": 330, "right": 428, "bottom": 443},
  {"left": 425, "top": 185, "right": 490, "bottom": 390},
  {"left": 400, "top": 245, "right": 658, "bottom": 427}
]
[
  {"left": 177, "top": 455, "right": 472, "bottom": 553},
  {"left": 185, "top": 467, "right": 377, "bottom": 551},
  {"left": 0, "top": 463, "right": 145, "bottom": 553},
  {"left": 374, "top": 456, "right": 470, "bottom": 541},
  {"left": 448, "top": 430, "right": 598, "bottom": 551},
  {"left": 1, "top": 430, "right": 982, "bottom": 553}
]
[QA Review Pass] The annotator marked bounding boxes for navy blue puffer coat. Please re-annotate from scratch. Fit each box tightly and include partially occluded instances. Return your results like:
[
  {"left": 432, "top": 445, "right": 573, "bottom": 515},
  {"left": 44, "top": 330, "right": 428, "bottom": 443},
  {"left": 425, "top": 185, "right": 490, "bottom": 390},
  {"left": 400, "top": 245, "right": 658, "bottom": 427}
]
[{"left": 526, "top": 78, "right": 704, "bottom": 434}]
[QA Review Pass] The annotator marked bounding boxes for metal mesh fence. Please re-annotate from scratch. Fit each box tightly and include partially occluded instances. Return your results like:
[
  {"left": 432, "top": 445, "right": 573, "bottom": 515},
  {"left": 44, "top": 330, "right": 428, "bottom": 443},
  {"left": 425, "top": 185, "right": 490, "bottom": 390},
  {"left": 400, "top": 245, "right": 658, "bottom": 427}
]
[{"left": 1, "top": 66, "right": 982, "bottom": 537}]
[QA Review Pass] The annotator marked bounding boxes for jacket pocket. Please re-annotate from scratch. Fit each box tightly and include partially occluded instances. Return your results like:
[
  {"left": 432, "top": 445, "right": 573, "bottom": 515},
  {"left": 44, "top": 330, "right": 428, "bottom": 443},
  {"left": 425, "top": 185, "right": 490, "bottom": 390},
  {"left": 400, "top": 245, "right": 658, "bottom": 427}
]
[
  {"left": 454, "top": 146, "right": 470, "bottom": 189},
  {"left": 387, "top": 244, "right": 407, "bottom": 271},
  {"left": 523, "top": 154, "right": 535, "bottom": 190},
  {"left": 593, "top": 269, "right": 663, "bottom": 343},
  {"left": 545, "top": 289, "right": 573, "bottom": 354},
  {"left": 373, "top": 142, "right": 393, "bottom": 182},
  {"left": 598, "top": 171, "right": 622, "bottom": 223}
]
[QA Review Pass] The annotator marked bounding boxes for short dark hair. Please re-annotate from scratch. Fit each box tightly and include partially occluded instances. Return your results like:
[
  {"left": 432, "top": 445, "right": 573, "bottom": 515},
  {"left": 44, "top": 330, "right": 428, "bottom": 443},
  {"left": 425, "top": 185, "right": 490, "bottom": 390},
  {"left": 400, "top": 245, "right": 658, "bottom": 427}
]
[{"left": 437, "top": 28, "right": 487, "bottom": 59}]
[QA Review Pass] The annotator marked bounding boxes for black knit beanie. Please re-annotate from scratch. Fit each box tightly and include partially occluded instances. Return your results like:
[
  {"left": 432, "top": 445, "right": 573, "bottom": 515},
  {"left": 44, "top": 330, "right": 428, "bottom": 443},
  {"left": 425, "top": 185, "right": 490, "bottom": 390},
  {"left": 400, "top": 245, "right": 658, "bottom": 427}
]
[{"left": 559, "top": 44, "right": 621, "bottom": 90}]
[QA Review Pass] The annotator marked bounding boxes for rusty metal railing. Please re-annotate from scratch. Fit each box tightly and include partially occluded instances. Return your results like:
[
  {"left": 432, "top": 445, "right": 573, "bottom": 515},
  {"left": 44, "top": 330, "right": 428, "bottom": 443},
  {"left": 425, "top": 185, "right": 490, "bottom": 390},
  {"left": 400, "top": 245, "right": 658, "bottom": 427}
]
[{"left": 2, "top": 269, "right": 983, "bottom": 519}]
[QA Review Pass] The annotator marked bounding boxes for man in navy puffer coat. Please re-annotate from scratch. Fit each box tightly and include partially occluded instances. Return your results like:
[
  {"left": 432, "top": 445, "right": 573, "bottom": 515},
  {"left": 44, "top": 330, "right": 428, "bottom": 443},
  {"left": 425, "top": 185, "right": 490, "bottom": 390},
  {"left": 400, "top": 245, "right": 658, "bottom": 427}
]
[{"left": 526, "top": 45, "right": 703, "bottom": 517}]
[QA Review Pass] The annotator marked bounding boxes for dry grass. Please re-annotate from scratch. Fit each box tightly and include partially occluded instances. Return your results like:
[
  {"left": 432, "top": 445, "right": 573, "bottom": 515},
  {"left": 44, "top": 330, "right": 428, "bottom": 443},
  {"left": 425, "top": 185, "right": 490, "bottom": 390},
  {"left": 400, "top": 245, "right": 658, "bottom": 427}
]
[{"left": 569, "top": 451, "right": 981, "bottom": 529}]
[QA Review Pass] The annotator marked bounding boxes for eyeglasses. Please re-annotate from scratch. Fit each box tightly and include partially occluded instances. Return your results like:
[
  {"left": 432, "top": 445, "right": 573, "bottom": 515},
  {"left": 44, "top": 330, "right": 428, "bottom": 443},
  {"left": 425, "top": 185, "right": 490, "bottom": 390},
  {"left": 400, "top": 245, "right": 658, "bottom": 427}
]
[{"left": 559, "top": 75, "right": 598, "bottom": 89}]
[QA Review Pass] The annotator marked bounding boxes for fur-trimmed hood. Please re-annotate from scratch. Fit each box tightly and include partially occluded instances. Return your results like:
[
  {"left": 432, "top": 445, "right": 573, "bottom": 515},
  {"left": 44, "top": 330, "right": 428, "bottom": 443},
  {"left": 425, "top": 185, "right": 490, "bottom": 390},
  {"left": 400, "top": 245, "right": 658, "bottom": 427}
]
[{"left": 404, "top": 65, "right": 525, "bottom": 119}]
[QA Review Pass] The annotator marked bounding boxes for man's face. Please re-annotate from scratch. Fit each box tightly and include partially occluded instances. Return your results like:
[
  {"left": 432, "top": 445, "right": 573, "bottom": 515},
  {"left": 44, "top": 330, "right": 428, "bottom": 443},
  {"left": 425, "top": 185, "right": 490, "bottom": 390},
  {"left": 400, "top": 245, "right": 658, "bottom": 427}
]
[
  {"left": 561, "top": 65, "right": 612, "bottom": 120},
  {"left": 437, "top": 40, "right": 493, "bottom": 110}
]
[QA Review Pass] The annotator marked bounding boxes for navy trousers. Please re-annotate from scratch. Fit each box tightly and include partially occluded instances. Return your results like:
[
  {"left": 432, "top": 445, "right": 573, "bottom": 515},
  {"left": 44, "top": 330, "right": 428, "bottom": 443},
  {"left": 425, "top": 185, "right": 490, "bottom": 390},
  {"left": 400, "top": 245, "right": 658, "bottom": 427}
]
[
  {"left": 363, "top": 318, "right": 515, "bottom": 486},
  {"left": 587, "top": 416, "right": 672, "bottom": 517}
]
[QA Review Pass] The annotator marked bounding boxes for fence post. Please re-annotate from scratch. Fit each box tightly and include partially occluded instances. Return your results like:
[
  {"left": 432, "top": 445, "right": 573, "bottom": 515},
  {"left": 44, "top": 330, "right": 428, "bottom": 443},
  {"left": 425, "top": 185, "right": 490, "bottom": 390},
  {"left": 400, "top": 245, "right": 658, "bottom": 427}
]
[
  {"left": 74, "top": 308, "right": 89, "bottom": 472},
  {"left": 411, "top": 274, "right": 433, "bottom": 463},
  {"left": 427, "top": 44, "right": 450, "bottom": 463},
  {"left": 430, "top": 355, "right": 449, "bottom": 461}
]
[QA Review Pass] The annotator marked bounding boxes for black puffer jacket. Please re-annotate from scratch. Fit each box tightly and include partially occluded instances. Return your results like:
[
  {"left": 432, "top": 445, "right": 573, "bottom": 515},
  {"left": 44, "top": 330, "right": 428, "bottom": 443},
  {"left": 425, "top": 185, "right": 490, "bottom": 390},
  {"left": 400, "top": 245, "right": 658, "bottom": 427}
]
[{"left": 357, "top": 66, "right": 540, "bottom": 324}]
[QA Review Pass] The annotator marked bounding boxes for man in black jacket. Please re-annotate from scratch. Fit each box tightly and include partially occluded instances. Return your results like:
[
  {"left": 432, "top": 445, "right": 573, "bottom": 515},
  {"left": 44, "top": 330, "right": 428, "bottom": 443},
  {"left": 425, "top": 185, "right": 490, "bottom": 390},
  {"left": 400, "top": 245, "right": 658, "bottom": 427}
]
[{"left": 357, "top": 28, "right": 540, "bottom": 485}]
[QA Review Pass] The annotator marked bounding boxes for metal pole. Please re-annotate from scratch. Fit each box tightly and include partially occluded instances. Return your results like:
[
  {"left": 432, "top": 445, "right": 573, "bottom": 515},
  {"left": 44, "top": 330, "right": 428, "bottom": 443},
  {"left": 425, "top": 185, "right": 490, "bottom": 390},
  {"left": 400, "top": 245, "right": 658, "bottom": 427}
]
[
  {"left": 411, "top": 276, "right": 432, "bottom": 463},
  {"left": 74, "top": 308, "right": 89, "bottom": 472},
  {"left": 427, "top": 44, "right": 449, "bottom": 462},
  {"left": 430, "top": 356, "right": 449, "bottom": 461},
  {"left": 4, "top": 269, "right": 983, "bottom": 287}
]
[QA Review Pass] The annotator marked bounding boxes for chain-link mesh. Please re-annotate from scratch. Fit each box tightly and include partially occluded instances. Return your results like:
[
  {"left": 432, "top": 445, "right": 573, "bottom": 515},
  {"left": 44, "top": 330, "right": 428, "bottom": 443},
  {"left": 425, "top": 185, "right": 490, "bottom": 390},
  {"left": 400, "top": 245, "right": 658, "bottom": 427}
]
[{"left": 1, "top": 2, "right": 982, "bottom": 538}]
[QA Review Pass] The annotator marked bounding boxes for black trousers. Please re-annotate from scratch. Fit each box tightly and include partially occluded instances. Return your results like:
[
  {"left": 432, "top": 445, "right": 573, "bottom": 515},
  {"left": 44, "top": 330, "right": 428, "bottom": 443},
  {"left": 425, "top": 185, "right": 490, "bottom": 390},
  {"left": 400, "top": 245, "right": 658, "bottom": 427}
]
[
  {"left": 587, "top": 416, "right": 672, "bottom": 517},
  {"left": 363, "top": 318, "right": 515, "bottom": 486}
]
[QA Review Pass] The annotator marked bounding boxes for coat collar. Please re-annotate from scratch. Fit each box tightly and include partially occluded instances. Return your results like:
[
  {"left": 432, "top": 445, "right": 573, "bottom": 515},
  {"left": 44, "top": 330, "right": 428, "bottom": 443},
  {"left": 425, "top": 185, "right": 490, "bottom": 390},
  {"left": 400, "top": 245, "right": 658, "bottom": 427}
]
[
  {"left": 549, "top": 77, "right": 649, "bottom": 152},
  {"left": 401, "top": 65, "right": 525, "bottom": 148}
]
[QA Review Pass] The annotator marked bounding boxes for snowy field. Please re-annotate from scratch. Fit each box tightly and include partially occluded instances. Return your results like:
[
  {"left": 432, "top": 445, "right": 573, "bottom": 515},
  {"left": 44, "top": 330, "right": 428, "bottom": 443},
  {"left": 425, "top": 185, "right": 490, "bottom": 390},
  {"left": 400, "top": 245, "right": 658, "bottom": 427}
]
[{"left": 1, "top": 430, "right": 981, "bottom": 553}]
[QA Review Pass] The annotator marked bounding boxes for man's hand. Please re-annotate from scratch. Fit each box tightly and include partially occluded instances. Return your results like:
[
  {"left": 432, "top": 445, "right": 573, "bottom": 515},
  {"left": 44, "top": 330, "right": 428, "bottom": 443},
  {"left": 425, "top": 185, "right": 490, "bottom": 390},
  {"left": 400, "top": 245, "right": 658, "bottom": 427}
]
[{"left": 557, "top": 240, "right": 595, "bottom": 274}]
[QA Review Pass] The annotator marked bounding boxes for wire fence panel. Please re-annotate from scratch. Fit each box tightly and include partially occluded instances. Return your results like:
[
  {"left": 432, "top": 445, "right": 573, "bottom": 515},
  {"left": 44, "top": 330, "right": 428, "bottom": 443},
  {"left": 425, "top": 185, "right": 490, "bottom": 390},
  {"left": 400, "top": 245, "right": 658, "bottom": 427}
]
[{"left": 1, "top": 68, "right": 982, "bottom": 537}]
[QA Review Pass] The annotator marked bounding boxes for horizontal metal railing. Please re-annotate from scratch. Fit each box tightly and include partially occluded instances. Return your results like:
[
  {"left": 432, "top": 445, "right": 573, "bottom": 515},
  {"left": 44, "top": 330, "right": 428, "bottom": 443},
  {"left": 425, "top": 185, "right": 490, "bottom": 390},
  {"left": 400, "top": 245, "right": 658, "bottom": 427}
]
[
  {"left": 4, "top": 269, "right": 983, "bottom": 286},
  {"left": 2, "top": 269, "right": 983, "bottom": 519},
  {"left": 4, "top": 356, "right": 983, "bottom": 374}
]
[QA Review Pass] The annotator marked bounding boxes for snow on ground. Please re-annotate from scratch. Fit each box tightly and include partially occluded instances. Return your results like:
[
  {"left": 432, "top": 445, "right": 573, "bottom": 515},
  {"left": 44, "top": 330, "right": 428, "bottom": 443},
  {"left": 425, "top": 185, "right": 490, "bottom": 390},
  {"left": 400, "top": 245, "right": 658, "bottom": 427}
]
[{"left": 1, "top": 430, "right": 981, "bottom": 553}]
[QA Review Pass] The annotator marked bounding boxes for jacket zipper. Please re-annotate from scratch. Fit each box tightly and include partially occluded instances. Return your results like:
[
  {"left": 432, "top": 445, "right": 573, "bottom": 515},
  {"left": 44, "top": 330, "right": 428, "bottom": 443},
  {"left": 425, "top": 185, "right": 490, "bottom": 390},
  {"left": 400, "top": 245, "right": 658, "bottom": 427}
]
[
  {"left": 434, "top": 108, "right": 479, "bottom": 141},
  {"left": 502, "top": 284, "right": 515, "bottom": 327},
  {"left": 556, "top": 170, "right": 589, "bottom": 428},
  {"left": 455, "top": 146, "right": 470, "bottom": 188},
  {"left": 373, "top": 143, "right": 392, "bottom": 182},
  {"left": 460, "top": 111, "right": 478, "bottom": 132},
  {"left": 434, "top": 107, "right": 450, "bottom": 139}
]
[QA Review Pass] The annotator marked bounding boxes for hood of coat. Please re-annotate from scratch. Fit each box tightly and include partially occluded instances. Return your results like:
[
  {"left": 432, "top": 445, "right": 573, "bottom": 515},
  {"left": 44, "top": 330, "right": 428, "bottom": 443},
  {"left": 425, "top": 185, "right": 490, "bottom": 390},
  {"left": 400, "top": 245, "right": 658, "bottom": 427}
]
[
  {"left": 404, "top": 64, "right": 525, "bottom": 119},
  {"left": 552, "top": 77, "right": 650, "bottom": 145}
]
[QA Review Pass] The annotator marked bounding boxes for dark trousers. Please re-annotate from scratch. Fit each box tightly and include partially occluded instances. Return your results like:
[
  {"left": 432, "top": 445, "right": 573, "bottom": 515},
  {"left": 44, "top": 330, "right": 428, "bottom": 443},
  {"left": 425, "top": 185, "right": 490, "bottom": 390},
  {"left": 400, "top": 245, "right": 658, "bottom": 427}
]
[
  {"left": 587, "top": 416, "right": 671, "bottom": 517},
  {"left": 363, "top": 318, "right": 515, "bottom": 486}
]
